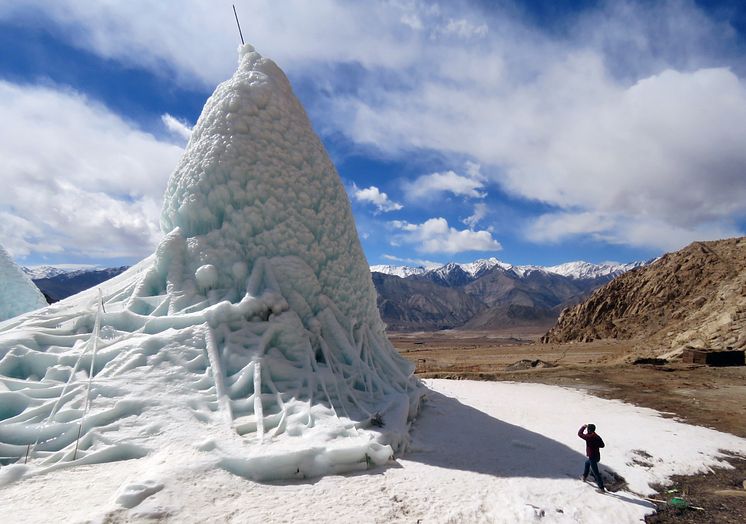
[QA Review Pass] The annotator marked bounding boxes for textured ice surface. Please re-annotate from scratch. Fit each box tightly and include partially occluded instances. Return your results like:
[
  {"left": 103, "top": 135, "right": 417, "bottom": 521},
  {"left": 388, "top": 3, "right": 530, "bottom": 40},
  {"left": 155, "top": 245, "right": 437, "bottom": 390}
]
[
  {"left": 0, "top": 45, "right": 422, "bottom": 484},
  {"left": 0, "top": 245, "right": 47, "bottom": 322}
]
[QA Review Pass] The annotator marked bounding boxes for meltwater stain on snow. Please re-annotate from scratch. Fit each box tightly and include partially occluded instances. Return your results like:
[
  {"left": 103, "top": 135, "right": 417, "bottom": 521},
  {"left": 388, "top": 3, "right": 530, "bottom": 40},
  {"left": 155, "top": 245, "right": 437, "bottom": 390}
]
[{"left": 0, "top": 44, "right": 422, "bottom": 485}]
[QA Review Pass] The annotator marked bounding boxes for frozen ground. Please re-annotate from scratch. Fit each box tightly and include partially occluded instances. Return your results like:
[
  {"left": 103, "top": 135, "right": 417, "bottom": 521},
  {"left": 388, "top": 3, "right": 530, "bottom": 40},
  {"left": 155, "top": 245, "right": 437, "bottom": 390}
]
[{"left": 2, "top": 378, "right": 745, "bottom": 523}]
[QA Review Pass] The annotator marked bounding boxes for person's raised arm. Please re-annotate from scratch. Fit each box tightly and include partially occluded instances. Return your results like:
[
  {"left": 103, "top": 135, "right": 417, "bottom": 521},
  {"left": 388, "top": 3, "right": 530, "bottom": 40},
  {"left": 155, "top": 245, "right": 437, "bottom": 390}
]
[{"left": 578, "top": 424, "right": 588, "bottom": 440}]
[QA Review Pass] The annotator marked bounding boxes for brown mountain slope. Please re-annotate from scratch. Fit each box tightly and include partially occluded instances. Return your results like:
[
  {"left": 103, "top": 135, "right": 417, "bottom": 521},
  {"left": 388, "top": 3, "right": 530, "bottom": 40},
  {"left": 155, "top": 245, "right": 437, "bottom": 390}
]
[{"left": 542, "top": 237, "right": 746, "bottom": 355}]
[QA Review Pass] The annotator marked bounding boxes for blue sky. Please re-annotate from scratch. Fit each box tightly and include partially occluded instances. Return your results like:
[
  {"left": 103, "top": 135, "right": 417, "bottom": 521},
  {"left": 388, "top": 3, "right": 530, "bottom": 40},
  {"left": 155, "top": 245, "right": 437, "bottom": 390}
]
[{"left": 1, "top": 1, "right": 746, "bottom": 269}]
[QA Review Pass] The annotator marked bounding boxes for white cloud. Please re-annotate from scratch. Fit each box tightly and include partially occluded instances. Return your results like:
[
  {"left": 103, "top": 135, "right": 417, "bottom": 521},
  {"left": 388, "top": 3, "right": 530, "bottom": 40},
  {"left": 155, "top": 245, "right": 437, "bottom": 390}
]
[
  {"left": 161, "top": 113, "right": 193, "bottom": 142},
  {"left": 526, "top": 211, "right": 742, "bottom": 252},
  {"left": 462, "top": 202, "right": 489, "bottom": 228},
  {"left": 525, "top": 212, "right": 616, "bottom": 244},
  {"left": 400, "top": 13, "right": 423, "bottom": 31},
  {"left": 0, "top": 0, "right": 432, "bottom": 88},
  {"left": 3, "top": 1, "right": 746, "bottom": 251},
  {"left": 352, "top": 184, "right": 403, "bottom": 213},
  {"left": 390, "top": 217, "right": 501, "bottom": 254},
  {"left": 404, "top": 163, "right": 486, "bottom": 200},
  {"left": 0, "top": 81, "right": 183, "bottom": 259},
  {"left": 342, "top": 65, "right": 746, "bottom": 230},
  {"left": 436, "top": 18, "right": 488, "bottom": 39}
]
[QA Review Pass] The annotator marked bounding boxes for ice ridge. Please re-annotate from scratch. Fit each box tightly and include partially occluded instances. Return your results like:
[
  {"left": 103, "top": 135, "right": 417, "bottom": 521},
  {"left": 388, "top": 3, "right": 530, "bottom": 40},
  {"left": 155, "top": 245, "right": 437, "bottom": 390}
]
[{"left": 0, "top": 244, "right": 48, "bottom": 322}]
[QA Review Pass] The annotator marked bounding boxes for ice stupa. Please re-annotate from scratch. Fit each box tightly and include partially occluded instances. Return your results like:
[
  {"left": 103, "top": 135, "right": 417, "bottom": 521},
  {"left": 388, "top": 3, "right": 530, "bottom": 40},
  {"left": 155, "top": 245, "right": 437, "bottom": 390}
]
[
  {"left": 0, "top": 245, "right": 47, "bottom": 322},
  {"left": 0, "top": 45, "right": 422, "bottom": 485}
]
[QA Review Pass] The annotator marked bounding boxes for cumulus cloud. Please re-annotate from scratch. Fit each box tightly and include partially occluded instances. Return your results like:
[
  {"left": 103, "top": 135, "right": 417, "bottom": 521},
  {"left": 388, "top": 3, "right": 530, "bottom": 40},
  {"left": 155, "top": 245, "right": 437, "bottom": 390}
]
[
  {"left": 462, "top": 202, "right": 489, "bottom": 229},
  {"left": 0, "top": 81, "right": 183, "bottom": 259},
  {"left": 404, "top": 162, "right": 486, "bottom": 201},
  {"left": 390, "top": 217, "right": 501, "bottom": 254},
  {"left": 352, "top": 184, "right": 403, "bottom": 213},
  {"left": 161, "top": 113, "right": 193, "bottom": 142}
]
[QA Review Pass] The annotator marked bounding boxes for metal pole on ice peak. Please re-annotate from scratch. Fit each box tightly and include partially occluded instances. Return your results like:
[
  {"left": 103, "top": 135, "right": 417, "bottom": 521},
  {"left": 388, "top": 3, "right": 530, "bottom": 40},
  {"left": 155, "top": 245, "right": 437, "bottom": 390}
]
[{"left": 233, "top": 4, "right": 245, "bottom": 45}]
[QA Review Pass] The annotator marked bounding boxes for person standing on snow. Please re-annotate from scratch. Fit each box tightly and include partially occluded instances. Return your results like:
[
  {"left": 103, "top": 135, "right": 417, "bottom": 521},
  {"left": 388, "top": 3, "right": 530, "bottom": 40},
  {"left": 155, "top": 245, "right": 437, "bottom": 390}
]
[{"left": 578, "top": 423, "right": 605, "bottom": 492}]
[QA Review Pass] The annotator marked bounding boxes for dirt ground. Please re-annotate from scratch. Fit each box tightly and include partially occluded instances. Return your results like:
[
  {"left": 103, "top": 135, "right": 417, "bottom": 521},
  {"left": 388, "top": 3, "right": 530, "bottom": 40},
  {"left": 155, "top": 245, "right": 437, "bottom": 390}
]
[{"left": 390, "top": 330, "right": 746, "bottom": 522}]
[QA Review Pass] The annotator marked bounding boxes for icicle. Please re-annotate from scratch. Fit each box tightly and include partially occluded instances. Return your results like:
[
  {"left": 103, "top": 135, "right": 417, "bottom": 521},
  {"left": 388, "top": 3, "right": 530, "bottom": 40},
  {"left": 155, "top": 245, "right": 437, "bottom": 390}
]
[
  {"left": 253, "top": 359, "right": 265, "bottom": 441},
  {"left": 204, "top": 326, "right": 233, "bottom": 425}
]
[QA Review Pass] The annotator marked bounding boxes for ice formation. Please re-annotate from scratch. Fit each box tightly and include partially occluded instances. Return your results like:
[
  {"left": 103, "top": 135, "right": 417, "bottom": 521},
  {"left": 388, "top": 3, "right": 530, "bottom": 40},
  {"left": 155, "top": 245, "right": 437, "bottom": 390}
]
[
  {"left": 0, "top": 245, "right": 48, "bottom": 322},
  {"left": 0, "top": 45, "right": 422, "bottom": 484}
]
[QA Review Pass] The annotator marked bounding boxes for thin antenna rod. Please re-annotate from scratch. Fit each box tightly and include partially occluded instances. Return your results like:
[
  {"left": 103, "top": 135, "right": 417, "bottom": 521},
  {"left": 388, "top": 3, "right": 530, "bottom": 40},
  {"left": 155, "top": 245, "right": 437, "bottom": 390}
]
[{"left": 233, "top": 4, "right": 245, "bottom": 45}]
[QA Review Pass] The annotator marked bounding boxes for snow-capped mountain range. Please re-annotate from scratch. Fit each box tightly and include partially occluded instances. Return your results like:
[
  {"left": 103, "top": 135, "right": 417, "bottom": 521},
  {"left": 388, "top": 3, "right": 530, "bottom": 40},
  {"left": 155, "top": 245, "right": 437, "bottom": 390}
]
[
  {"left": 22, "top": 265, "right": 130, "bottom": 303},
  {"left": 17, "top": 257, "right": 645, "bottom": 329},
  {"left": 22, "top": 264, "right": 99, "bottom": 280},
  {"left": 368, "top": 264, "right": 428, "bottom": 278},
  {"left": 369, "top": 257, "right": 650, "bottom": 331},
  {"left": 371, "top": 257, "right": 646, "bottom": 281}
]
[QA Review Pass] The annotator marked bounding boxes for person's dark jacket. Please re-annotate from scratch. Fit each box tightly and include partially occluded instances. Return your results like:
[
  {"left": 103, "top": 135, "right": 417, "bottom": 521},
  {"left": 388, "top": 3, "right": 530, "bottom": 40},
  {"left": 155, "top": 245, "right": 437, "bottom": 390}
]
[{"left": 578, "top": 426, "right": 605, "bottom": 461}]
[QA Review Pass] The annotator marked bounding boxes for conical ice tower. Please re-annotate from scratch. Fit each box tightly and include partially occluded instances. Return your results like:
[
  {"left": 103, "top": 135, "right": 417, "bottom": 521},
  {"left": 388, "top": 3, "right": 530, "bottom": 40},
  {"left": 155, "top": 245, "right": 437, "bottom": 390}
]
[{"left": 0, "top": 45, "right": 422, "bottom": 485}]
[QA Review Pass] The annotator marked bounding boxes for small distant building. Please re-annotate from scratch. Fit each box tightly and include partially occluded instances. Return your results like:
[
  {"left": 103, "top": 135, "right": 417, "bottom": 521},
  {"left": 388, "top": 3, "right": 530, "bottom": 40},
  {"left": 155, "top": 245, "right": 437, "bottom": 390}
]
[{"left": 682, "top": 348, "right": 745, "bottom": 367}]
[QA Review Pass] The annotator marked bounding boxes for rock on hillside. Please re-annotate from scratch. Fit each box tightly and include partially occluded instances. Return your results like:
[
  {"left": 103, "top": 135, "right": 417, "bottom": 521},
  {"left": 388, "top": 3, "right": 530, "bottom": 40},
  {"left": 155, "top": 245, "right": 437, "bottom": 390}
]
[{"left": 542, "top": 237, "right": 746, "bottom": 354}]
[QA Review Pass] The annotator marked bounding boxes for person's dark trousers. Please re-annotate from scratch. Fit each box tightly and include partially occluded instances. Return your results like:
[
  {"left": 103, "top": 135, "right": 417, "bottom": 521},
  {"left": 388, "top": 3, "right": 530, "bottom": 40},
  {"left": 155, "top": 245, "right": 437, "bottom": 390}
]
[{"left": 583, "top": 458, "right": 605, "bottom": 489}]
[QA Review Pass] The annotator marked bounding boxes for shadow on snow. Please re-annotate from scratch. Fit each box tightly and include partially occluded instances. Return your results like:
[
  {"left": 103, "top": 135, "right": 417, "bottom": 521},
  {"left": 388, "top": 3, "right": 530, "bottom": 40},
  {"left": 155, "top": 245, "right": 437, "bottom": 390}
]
[{"left": 404, "top": 389, "right": 620, "bottom": 483}]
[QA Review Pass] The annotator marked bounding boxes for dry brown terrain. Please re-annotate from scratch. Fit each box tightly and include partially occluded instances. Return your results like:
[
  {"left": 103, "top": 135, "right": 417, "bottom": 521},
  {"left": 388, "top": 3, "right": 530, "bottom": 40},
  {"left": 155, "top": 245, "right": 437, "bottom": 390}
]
[
  {"left": 544, "top": 237, "right": 746, "bottom": 353},
  {"left": 392, "top": 330, "right": 746, "bottom": 437},
  {"left": 391, "top": 330, "right": 746, "bottom": 522}
]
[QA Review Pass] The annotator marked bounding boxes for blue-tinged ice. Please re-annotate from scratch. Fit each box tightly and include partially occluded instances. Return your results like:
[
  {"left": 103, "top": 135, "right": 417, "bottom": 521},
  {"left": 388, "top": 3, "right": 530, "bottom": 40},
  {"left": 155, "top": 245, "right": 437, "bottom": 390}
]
[
  {"left": 0, "top": 45, "right": 423, "bottom": 484},
  {"left": 0, "top": 244, "right": 47, "bottom": 322}
]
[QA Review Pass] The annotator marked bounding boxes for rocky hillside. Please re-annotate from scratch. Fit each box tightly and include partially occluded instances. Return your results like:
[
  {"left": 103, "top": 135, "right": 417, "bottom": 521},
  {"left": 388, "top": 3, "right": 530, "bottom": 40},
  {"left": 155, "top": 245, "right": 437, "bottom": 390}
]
[{"left": 542, "top": 237, "right": 746, "bottom": 353}]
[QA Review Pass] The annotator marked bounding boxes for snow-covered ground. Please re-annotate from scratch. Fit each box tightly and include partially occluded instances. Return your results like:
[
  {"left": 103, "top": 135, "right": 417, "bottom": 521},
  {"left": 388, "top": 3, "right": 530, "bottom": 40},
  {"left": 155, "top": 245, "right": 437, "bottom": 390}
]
[{"left": 2, "top": 378, "right": 744, "bottom": 523}]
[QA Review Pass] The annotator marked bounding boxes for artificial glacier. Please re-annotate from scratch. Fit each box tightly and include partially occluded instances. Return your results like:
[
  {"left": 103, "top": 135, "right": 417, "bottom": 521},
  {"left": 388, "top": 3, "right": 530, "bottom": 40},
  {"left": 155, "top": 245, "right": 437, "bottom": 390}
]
[
  {"left": 0, "top": 245, "right": 48, "bottom": 322},
  {"left": 0, "top": 44, "right": 422, "bottom": 485}
]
